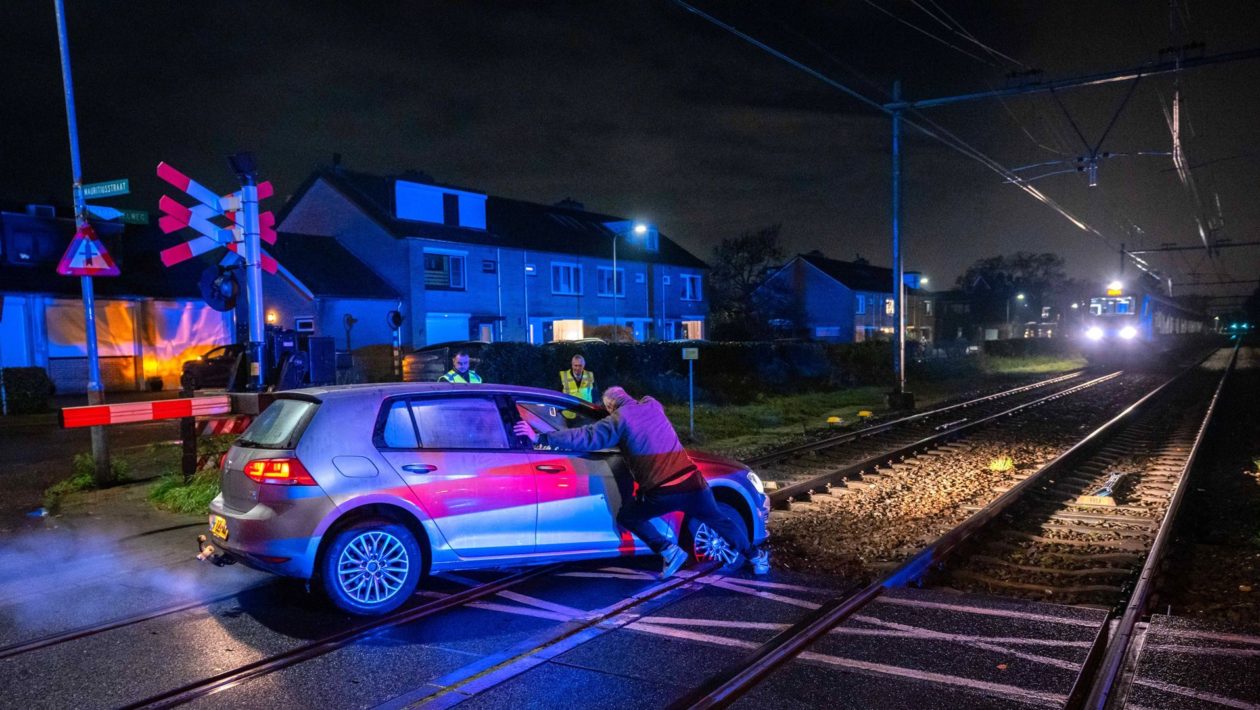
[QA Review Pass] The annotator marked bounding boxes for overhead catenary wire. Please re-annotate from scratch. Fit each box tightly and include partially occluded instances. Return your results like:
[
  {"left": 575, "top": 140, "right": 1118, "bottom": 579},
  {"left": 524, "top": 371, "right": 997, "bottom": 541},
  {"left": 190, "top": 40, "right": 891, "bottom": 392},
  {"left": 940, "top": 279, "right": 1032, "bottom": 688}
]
[
  {"left": 858, "top": 0, "right": 997, "bottom": 67},
  {"left": 670, "top": 0, "right": 1178, "bottom": 277},
  {"left": 905, "top": 0, "right": 1030, "bottom": 70}
]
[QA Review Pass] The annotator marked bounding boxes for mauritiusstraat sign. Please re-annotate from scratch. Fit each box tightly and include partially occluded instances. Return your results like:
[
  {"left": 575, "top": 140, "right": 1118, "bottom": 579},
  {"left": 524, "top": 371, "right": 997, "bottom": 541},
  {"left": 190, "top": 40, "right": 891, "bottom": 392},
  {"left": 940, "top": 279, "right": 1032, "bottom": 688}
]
[{"left": 82, "top": 178, "right": 130, "bottom": 199}]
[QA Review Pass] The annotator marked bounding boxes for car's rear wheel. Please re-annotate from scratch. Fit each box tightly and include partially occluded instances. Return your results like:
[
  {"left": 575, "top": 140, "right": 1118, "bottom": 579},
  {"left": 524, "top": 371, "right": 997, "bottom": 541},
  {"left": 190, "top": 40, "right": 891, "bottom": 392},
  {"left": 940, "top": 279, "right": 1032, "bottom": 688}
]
[
  {"left": 320, "top": 519, "right": 421, "bottom": 616},
  {"left": 685, "top": 501, "right": 749, "bottom": 568}
]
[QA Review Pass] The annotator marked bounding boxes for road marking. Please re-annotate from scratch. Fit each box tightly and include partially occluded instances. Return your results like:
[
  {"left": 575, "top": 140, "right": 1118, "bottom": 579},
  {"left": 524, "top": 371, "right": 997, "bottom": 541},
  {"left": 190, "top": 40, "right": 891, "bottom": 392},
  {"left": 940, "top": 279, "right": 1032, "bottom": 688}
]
[
  {"left": 1155, "top": 627, "right": 1260, "bottom": 646},
  {"left": 875, "top": 595, "right": 1101, "bottom": 627},
  {"left": 1143, "top": 643, "right": 1260, "bottom": 658},
  {"left": 718, "top": 577, "right": 836, "bottom": 594},
  {"left": 626, "top": 622, "right": 1067, "bottom": 707},
  {"left": 466, "top": 601, "right": 573, "bottom": 622},
  {"left": 705, "top": 578, "right": 822, "bottom": 609},
  {"left": 1134, "top": 678, "right": 1260, "bottom": 709},
  {"left": 494, "top": 591, "right": 586, "bottom": 619},
  {"left": 849, "top": 614, "right": 1082, "bottom": 672}
]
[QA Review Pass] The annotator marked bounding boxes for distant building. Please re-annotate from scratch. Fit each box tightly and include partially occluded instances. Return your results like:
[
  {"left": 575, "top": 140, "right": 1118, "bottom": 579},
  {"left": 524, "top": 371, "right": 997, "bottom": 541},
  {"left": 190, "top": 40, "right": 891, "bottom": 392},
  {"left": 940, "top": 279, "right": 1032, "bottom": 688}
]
[
  {"left": 756, "top": 253, "right": 933, "bottom": 344},
  {"left": 275, "top": 166, "right": 709, "bottom": 347},
  {"left": 0, "top": 204, "right": 397, "bottom": 392}
]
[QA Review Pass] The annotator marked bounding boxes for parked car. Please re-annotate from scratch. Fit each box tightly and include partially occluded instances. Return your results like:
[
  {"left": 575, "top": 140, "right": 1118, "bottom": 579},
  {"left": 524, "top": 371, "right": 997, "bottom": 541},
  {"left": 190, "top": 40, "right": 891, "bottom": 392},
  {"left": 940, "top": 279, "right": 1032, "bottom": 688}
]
[
  {"left": 181, "top": 344, "right": 245, "bottom": 390},
  {"left": 203, "top": 382, "right": 770, "bottom": 615}
]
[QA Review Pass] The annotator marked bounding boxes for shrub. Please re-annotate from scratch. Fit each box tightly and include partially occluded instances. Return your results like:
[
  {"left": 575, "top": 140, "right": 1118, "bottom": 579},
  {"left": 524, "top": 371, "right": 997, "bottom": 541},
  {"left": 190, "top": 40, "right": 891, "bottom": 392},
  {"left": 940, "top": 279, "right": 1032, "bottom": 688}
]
[
  {"left": 150, "top": 468, "right": 221, "bottom": 515},
  {"left": 1, "top": 366, "right": 54, "bottom": 414}
]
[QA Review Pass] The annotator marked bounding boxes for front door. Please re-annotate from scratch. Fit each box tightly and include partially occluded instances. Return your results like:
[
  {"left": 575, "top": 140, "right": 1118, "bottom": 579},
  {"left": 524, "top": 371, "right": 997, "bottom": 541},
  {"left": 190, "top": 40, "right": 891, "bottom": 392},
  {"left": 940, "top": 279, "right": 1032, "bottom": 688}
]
[
  {"left": 378, "top": 396, "right": 536, "bottom": 557},
  {"left": 512, "top": 398, "right": 633, "bottom": 554}
]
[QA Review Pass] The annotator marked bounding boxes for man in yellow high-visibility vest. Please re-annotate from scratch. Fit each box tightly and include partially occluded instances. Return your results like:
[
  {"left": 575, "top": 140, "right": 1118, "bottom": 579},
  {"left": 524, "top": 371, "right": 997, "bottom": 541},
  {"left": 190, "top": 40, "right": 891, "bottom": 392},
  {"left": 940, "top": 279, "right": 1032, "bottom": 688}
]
[{"left": 559, "top": 354, "right": 594, "bottom": 403}]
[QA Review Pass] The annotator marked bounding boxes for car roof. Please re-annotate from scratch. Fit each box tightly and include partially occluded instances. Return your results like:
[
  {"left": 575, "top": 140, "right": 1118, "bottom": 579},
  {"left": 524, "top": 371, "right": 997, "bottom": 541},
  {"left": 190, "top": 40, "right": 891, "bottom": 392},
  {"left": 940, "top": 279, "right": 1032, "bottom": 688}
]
[{"left": 281, "top": 381, "right": 595, "bottom": 406}]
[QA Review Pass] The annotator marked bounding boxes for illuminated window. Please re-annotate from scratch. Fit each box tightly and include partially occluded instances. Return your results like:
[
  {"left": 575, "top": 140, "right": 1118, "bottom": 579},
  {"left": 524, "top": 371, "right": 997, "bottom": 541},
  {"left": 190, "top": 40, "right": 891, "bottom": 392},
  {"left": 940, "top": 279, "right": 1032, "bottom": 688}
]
[
  {"left": 924, "top": 301, "right": 933, "bottom": 316},
  {"left": 885, "top": 299, "right": 894, "bottom": 315},
  {"left": 424, "top": 252, "right": 465, "bottom": 290},
  {"left": 551, "top": 262, "right": 582, "bottom": 295},
  {"left": 681, "top": 274, "right": 702, "bottom": 301},
  {"left": 597, "top": 267, "right": 625, "bottom": 297},
  {"left": 552, "top": 319, "right": 584, "bottom": 341},
  {"left": 681, "top": 320, "right": 704, "bottom": 339}
]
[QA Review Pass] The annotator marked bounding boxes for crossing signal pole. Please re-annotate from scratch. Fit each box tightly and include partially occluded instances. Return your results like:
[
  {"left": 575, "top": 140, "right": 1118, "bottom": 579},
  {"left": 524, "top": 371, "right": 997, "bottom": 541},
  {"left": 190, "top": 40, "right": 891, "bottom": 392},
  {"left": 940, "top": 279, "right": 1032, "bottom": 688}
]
[{"left": 53, "top": 0, "right": 112, "bottom": 483}]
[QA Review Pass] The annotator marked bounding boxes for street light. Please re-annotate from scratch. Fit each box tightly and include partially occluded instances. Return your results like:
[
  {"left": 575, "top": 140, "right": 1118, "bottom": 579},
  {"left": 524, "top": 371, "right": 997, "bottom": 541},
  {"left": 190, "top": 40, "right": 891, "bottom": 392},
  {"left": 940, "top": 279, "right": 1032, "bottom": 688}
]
[
  {"left": 609, "top": 221, "right": 648, "bottom": 342},
  {"left": 1007, "top": 292, "right": 1026, "bottom": 338}
]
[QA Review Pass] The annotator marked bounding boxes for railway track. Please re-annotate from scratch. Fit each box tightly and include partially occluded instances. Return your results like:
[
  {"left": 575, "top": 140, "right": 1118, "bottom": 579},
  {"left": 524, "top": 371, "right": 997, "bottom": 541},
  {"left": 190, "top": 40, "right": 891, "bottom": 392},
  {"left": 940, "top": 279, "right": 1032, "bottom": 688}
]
[
  {"left": 756, "top": 370, "right": 1120, "bottom": 507},
  {"left": 671, "top": 345, "right": 1238, "bottom": 709}
]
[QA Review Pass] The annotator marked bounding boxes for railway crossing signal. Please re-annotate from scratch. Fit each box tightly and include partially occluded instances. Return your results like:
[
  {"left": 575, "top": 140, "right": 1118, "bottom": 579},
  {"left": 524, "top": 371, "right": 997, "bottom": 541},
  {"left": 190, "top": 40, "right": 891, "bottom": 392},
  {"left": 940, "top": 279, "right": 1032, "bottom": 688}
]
[{"left": 156, "top": 156, "right": 280, "bottom": 391}]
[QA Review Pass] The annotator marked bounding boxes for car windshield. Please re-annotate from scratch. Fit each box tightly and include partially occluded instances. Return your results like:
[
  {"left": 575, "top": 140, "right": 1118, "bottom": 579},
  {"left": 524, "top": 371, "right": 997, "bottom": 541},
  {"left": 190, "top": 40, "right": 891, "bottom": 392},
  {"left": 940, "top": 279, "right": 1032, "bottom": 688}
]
[{"left": 237, "top": 399, "right": 318, "bottom": 449}]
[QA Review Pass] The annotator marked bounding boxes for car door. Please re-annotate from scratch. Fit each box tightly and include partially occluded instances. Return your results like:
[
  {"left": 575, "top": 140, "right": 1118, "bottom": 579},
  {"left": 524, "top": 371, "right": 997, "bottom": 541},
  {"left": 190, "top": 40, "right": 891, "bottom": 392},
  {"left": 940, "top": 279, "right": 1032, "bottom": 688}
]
[
  {"left": 512, "top": 397, "right": 633, "bottom": 554},
  {"left": 377, "top": 395, "right": 537, "bottom": 557}
]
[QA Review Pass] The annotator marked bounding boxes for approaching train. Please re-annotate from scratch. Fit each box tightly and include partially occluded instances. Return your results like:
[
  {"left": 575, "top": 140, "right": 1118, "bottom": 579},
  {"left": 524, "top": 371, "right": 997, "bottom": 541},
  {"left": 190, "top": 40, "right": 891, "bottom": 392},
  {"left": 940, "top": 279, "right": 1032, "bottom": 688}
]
[{"left": 1081, "top": 280, "right": 1211, "bottom": 357}]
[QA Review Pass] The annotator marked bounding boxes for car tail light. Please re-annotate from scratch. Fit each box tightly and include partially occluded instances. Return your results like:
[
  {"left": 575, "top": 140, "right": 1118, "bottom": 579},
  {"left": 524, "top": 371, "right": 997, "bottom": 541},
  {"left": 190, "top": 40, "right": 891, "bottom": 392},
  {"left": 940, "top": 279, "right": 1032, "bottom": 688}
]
[{"left": 243, "top": 457, "right": 317, "bottom": 485}]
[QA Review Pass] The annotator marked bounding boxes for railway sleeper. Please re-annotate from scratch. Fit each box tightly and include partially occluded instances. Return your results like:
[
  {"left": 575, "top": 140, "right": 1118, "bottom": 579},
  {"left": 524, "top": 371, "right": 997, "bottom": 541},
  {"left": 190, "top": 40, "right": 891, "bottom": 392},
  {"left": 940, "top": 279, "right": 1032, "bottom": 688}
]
[
  {"left": 997, "top": 530, "right": 1151, "bottom": 551},
  {"left": 1034, "top": 521, "right": 1153, "bottom": 537},
  {"left": 964, "top": 555, "right": 1133, "bottom": 577},
  {"left": 980, "top": 541, "right": 1145, "bottom": 565},
  {"left": 948, "top": 570, "right": 1125, "bottom": 597}
]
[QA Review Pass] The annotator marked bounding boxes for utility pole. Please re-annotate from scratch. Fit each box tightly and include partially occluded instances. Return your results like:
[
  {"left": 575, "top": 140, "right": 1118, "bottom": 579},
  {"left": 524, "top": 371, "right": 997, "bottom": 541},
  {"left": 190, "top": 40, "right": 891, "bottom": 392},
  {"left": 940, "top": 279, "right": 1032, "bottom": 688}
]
[
  {"left": 53, "top": 0, "right": 111, "bottom": 483},
  {"left": 888, "top": 80, "right": 911, "bottom": 409}
]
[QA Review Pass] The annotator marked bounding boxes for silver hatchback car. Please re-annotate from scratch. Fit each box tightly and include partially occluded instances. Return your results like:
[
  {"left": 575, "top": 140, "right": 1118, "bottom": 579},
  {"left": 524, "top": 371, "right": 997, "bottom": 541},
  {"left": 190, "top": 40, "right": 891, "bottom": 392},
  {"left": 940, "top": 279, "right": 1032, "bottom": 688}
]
[{"left": 205, "top": 383, "right": 770, "bottom": 615}]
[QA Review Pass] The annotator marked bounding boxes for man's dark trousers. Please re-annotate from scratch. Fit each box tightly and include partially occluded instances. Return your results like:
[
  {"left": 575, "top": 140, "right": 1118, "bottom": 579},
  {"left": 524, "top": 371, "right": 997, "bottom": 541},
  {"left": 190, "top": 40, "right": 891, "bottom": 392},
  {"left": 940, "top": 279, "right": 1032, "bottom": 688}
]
[{"left": 618, "top": 486, "right": 753, "bottom": 558}]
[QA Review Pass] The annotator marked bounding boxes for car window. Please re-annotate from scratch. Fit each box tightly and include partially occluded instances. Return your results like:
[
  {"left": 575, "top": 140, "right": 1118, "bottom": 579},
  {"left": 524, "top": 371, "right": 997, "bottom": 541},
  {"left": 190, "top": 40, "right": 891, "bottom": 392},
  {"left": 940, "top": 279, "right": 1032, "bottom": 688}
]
[
  {"left": 204, "top": 345, "right": 228, "bottom": 359},
  {"left": 382, "top": 400, "right": 419, "bottom": 448},
  {"left": 515, "top": 400, "right": 599, "bottom": 433},
  {"left": 410, "top": 398, "right": 509, "bottom": 449},
  {"left": 237, "top": 399, "right": 318, "bottom": 449}
]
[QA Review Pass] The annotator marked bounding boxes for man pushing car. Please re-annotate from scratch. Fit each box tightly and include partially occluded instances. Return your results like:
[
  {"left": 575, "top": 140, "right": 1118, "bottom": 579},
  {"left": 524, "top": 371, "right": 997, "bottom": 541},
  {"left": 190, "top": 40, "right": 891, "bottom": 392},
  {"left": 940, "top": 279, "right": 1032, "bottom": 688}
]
[{"left": 514, "top": 386, "right": 769, "bottom": 579}]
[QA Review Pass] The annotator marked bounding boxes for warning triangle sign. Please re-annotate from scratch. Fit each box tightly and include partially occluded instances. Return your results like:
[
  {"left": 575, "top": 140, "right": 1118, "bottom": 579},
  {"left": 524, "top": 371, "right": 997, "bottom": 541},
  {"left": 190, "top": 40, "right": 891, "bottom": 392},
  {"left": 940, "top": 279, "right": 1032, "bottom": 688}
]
[{"left": 57, "top": 224, "right": 120, "bottom": 277}]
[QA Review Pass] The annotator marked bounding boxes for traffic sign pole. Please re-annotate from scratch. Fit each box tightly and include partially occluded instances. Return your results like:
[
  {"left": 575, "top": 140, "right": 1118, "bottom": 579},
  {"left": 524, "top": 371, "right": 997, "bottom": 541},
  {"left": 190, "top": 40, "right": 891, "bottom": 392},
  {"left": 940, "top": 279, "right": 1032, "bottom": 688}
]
[{"left": 53, "top": 0, "right": 111, "bottom": 483}]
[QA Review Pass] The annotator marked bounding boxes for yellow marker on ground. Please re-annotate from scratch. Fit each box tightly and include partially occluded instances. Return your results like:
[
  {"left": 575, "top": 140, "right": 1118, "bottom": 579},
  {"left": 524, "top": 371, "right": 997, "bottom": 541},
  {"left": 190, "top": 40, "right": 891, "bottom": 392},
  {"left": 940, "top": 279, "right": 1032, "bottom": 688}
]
[{"left": 857, "top": 410, "right": 873, "bottom": 419}]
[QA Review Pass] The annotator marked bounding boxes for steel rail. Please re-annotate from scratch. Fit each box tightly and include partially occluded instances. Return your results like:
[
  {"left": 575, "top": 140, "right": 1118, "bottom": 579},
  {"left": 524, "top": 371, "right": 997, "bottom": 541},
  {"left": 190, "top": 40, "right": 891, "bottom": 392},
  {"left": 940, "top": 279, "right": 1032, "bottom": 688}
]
[
  {"left": 672, "top": 353, "right": 1213, "bottom": 709},
  {"left": 122, "top": 565, "right": 559, "bottom": 710},
  {"left": 1078, "top": 342, "right": 1240, "bottom": 710},
  {"left": 746, "top": 370, "right": 1086, "bottom": 468},
  {"left": 768, "top": 370, "right": 1121, "bottom": 507},
  {"left": 0, "top": 581, "right": 275, "bottom": 661},
  {"left": 377, "top": 560, "right": 728, "bottom": 710}
]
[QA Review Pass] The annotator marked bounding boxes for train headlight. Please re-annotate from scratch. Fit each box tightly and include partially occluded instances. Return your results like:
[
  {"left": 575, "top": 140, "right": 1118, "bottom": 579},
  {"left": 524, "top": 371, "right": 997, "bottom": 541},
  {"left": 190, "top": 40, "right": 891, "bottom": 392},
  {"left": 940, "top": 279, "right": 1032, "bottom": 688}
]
[
  {"left": 1086, "top": 326, "right": 1104, "bottom": 341},
  {"left": 1119, "top": 326, "right": 1138, "bottom": 340}
]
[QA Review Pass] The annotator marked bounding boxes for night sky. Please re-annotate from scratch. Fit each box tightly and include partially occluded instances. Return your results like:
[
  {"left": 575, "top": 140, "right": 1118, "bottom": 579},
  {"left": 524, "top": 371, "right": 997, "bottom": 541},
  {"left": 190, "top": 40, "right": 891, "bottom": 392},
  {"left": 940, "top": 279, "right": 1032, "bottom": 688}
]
[{"left": 5, "top": 1, "right": 1259, "bottom": 308}]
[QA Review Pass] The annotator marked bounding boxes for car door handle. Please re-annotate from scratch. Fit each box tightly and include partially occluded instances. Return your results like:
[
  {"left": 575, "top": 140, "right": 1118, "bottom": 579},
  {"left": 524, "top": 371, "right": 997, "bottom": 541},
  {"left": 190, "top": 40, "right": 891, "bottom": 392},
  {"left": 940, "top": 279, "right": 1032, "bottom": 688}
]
[
  {"left": 535, "top": 464, "right": 567, "bottom": 473},
  {"left": 402, "top": 463, "right": 438, "bottom": 474}
]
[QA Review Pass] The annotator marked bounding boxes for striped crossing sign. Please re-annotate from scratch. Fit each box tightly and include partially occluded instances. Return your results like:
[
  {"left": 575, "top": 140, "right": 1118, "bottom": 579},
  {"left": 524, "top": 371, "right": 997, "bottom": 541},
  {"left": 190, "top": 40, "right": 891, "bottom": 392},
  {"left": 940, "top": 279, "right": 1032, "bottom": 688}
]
[{"left": 155, "top": 162, "right": 278, "bottom": 272}]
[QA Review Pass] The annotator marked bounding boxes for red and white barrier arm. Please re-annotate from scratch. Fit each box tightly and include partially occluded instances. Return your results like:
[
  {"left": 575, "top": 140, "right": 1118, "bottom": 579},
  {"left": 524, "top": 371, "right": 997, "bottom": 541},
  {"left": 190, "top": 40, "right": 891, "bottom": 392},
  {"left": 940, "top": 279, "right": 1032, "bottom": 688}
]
[{"left": 60, "top": 396, "right": 232, "bottom": 429}]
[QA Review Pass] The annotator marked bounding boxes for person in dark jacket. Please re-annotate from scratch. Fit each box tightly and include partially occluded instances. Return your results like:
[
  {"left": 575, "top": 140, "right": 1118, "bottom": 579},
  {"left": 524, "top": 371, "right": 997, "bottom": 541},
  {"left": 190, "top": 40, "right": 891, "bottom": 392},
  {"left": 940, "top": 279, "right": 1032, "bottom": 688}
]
[{"left": 514, "top": 386, "right": 769, "bottom": 579}]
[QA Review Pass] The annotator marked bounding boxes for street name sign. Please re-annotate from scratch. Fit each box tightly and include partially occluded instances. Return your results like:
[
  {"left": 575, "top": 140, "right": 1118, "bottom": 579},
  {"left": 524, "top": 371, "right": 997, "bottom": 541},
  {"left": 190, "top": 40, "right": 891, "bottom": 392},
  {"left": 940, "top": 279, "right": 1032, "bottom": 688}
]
[{"left": 82, "top": 179, "right": 129, "bottom": 199}]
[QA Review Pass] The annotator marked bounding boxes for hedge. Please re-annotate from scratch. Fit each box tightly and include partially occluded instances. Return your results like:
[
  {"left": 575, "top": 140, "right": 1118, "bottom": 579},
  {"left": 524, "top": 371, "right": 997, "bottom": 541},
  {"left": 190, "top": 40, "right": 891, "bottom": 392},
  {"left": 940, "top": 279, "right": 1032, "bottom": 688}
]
[
  {"left": 1, "top": 367, "right": 54, "bottom": 414},
  {"left": 475, "top": 340, "right": 922, "bottom": 405}
]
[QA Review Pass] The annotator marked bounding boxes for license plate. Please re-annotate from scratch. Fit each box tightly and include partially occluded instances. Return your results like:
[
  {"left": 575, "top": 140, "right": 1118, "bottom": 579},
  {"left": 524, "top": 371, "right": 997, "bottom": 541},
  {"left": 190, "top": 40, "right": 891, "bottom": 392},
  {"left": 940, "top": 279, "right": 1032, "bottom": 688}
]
[{"left": 210, "top": 515, "right": 229, "bottom": 541}]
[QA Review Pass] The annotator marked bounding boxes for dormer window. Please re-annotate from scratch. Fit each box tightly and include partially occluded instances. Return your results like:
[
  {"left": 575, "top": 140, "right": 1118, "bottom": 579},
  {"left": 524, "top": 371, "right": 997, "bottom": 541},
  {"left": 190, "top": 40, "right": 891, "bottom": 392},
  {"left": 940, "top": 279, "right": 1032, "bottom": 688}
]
[{"left": 395, "top": 180, "right": 486, "bottom": 230}]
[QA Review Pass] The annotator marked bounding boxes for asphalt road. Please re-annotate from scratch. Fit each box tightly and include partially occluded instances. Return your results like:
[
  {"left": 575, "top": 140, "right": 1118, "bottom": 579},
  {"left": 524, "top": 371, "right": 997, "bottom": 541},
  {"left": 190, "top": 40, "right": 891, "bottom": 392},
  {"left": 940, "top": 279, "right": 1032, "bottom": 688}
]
[{"left": 0, "top": 396, "right": 179, "bottom": 526}]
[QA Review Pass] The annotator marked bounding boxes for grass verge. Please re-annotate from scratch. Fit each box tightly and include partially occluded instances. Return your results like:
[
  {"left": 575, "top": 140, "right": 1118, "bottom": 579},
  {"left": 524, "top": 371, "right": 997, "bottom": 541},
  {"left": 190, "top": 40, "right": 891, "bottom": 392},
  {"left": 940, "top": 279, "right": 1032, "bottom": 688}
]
[
  {"left": 149, "top": 468, "right": 221, "bottom": 515},
  {"left": 43, "top": 454, "right": 131, "bottom": 513},
  {"left": 983, "top": 354, "right": 1087, "bottom": 374}
]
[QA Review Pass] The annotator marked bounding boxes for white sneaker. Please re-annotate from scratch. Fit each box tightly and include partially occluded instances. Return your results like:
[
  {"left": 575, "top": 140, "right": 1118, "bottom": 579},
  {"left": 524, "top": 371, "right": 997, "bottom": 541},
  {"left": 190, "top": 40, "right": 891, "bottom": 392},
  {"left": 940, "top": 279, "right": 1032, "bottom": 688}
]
[
  {"left": 659, "top": 544, "right": 688, "bottom": 579},
  {"left": 749, "top": 549, "right": 770, "bottom": 575}
]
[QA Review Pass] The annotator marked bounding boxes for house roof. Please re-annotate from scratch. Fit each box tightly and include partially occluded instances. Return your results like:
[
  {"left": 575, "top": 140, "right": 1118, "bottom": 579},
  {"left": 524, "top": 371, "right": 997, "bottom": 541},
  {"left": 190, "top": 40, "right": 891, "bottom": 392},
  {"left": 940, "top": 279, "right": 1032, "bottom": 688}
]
[
  {"left": 0, "top": 211, "right": 396, "bottom": 302},
  {"left": 270, "top": 233, "right": 398, "bottom": 300},
  {"left": 798, "top": 253, "right": 929, "bottom": 296},
  {"left": 280, "top": 167, "right": 707, "bottom": 269}
]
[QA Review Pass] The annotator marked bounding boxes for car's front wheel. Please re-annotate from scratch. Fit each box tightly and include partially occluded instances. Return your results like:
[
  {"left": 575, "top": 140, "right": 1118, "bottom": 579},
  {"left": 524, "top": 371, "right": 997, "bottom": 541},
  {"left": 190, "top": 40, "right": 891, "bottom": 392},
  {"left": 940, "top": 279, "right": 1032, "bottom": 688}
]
[
  {"left": 320, "top": 520, "right": 422, "bottom": 616},
  {"left": 685, "top": 501, "right": 749, "bottom": 568}
]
